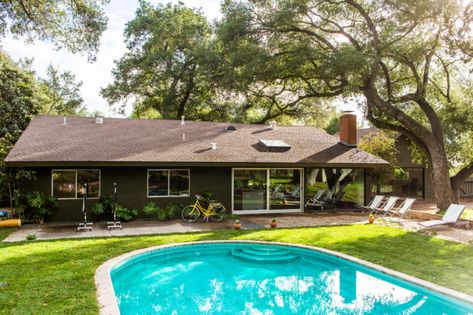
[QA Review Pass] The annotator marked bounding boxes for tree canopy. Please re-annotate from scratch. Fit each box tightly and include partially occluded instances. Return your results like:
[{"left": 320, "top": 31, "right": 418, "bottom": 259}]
[
  {"left": 0, "top": 0, "right": 109, "bottom": 59},
  {"left": 216, "top": 0, "right": 473, "bottom": 208}
]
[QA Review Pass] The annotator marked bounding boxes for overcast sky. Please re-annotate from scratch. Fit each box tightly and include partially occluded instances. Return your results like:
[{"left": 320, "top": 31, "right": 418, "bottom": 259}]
[{"left": 3, "top": 0, "right": 222, "bottom": 117}]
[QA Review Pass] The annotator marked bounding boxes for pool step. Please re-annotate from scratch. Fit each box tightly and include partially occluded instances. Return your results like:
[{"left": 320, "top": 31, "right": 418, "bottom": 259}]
[
  {"left": 240, "top": 248, "right": 291, "bottom": 257},
  {"left": 231, "top": 249, "right": 299, "bottom": 264}
]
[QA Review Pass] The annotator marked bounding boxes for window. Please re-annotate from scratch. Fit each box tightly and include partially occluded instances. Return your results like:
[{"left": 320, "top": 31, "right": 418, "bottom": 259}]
[
  {"left": 368, "top": 167, "right": 424, "bottom": 198},
  {"left": 52, "top": 169, "right": 101, "bottom": 199},
  {"left": 148, "top": 169, "right": 190, "bottom": 197}
]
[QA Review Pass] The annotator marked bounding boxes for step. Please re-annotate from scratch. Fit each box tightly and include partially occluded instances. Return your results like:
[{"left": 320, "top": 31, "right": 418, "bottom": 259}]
[
  {"left": 239, "top": 248, "right": 291, "bottom": 257},
  {"left": 231, "top": 249, "right": 300, "bottom": 264}
]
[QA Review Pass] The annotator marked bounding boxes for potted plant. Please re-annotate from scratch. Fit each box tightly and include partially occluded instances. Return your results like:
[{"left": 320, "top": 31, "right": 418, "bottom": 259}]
[
  {"left": 270, "top": 218, "right": 278, "bottom": 228},
  {"left": 368, "top": 213, "right": 376, "bottom": 224},
  {"left": 233, "top": 219, "right": 241, "bottom": 230}
]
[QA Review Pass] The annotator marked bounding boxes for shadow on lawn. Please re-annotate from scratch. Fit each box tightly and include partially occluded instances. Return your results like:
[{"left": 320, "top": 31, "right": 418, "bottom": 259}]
[{"left": 0, "top": 225, "right": 473, "bottom": 314}]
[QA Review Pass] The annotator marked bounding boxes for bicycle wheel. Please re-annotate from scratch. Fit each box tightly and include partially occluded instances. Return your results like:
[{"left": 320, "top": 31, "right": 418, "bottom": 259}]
[
  {"left": 182, "top": 205, "right": 200, "bottom": 223},
  {"left": 209, "top": 203, "right": 226, "bottom": 222}
]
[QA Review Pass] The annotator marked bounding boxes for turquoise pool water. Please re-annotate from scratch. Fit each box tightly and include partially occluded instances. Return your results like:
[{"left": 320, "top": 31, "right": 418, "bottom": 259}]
[{"left": 111, "top": 242, "right": 473, "bottom": 314}]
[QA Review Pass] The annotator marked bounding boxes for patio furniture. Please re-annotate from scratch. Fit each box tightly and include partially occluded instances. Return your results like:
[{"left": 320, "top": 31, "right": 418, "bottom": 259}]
[
  {"left": 361, "top": 195, "right": 384, "bottom": 214},
  {"left": 419, "top": 204, "right": 466, "bottom": 228},
  {"left": 388, "top": 198, "right": 416, "bottom": 217},
  {"left": 305, "top": 189, "right": 326, "bottom": 207},
  {"left": 372, "top": 196, "right": 399, "bottom": 216}
]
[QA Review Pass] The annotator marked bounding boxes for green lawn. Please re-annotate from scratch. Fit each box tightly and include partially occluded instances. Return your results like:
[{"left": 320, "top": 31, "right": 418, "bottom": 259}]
[{"left": 1, "top": 225, "right": 473, "bottom": 314}]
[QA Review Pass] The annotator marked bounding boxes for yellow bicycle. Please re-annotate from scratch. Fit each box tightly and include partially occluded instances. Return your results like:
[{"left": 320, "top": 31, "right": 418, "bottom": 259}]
[{"left": 181, "top": 194, "right": 226, "bottom": 222}]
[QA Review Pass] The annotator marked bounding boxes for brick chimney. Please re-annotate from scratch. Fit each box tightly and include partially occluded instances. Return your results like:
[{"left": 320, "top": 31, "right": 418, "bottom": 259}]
[{"left": 339, "top": 111, "right": 357, "bottom": 146}]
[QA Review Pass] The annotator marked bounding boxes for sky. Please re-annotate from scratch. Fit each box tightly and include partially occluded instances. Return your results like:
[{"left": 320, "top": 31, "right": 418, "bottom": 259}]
[
  {"left": 3, "top": 0, "right": 359, "bottom": 120},
  {"left": 3, "top": 0, "right": 222, "bottom": 118}
]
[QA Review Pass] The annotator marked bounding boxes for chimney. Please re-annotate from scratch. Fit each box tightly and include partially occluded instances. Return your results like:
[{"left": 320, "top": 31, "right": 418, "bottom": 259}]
[
  {"left": 339, "top": 111, "right": 357, "bottom": 146},
  {"left": 95, "top": 117, "right": 104, "bottom": 124}
]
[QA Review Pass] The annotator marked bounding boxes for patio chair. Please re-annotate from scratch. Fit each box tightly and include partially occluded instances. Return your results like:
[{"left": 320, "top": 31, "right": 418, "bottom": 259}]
[
  {"left": 372, "top": 196, "right": 399, "bottom": 216},
  {"left": 361, "top": 195, "right": 384, "bottom": 214},
  {"left": 388, "top": 198, "right": 416, "bottom": 218},
  {"left": 419, "top": 204, "right": 466, "bottom": 228},
  {"left": 305, "top": 189, "right": 326, "bottom": 207}
]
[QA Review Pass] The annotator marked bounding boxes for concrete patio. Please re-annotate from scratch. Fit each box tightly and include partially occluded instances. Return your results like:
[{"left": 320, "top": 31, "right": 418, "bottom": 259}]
[{"left": 3, "top": 210, "right": 473, "bottom": 244}]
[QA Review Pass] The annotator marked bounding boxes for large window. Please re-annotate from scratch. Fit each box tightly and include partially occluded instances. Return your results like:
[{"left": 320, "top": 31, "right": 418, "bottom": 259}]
[
  {"left": 148, "top": 169, "right": 190, "bottom": 197},
  {"left": 52, "top": 169, "right": 101, "bottom": 199},
  {"left": 369, "top": 167, "right": 424, "bottom": 198}
]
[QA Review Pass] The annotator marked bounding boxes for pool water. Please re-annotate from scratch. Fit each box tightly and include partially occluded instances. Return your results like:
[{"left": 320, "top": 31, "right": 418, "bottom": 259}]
[{"left": 111, "top": 243, "right": 473, "bottom": 314}]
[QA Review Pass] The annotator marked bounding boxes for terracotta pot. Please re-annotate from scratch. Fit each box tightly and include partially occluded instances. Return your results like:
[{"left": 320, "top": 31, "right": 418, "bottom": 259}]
[
  {"left": 233, "top": 223, "right": 241, "bottom": 230},
  {"left": 368, "top": 216, "right": 375, "bottom": 224},
  {"left": 270, "top": 222, "right": 277, "bottom": 228}
]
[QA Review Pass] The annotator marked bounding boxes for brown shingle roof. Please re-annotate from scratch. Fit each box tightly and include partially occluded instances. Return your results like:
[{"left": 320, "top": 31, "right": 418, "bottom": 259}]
[{"left": 6, "top": 116, "right": 388, "bottom": 166}]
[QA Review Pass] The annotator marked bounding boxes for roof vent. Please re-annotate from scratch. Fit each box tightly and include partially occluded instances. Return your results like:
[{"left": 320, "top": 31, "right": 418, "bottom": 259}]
[
  {"left": 270, "top": 121, "right": 277, "bottom": 130},
  {"left": 62, "top": 117, "right": 67, "bottom": 125},
  {"left": 181, "top": 115, "right": 185, "bottom": 126},
  {"left": 95, "top": 117, "right": 104, "bottom": 124},
  {"left": 226, "top": 125, "right": 237, "bottom": 131},
  {"left": 210, "top": 142, "right": 217, "bottom": 150}
]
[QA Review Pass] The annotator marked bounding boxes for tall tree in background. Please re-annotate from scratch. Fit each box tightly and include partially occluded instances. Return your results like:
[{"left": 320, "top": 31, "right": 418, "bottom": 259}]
[
  {"left": 39, "top": 64, "right": 86, "bottom": 116},
  {"left": 102, "top": 2, "right": 214, "bottom": 120},
  {"left": 218, "top": 0, "right": 473, "bottom": 208},
  {"left": 0, "top": 0, "right": 108, "bottom": 59},
  {"left": 0, "top": 52, "right": 39, "bottom": 208}
]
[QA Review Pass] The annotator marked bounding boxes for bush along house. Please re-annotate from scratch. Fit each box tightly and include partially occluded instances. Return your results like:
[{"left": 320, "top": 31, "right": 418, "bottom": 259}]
[{"left": 5, "top": 113, "right": 388, "bottom": 222}]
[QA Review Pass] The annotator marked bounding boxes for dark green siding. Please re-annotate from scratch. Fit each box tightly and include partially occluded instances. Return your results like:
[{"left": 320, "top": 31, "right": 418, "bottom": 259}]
[{"left": 27, "top": 167, "right": 232, "bottom": 222}]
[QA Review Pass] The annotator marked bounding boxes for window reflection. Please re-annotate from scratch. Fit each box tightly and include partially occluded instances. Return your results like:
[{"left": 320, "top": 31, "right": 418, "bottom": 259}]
[{"left": 269, "top": 169, "right": 301, "bottom": 210}]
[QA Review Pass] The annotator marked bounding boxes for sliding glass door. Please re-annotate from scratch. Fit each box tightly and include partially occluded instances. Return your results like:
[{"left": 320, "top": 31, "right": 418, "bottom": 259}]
[{"left": 233, "top": 168, "right": 302, "bottom": 214}]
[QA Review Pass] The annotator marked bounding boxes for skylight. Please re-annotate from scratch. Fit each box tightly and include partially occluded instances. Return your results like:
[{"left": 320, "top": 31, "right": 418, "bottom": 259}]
[{"left": 259, "top": 139, "right": 291, "bottom": 150}]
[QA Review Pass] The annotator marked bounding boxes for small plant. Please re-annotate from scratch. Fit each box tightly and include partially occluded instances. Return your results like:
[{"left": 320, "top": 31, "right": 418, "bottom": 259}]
[
  {"left": 233, "top": 219, "right": 241, "bottom": 230},
  {"left": 115, "top": 205, "right": 138, "bottom": 222},
  {"left": 270, "top": 218, "right": 278, "bottom": 228},
  {"left": 92, "top": 195, "right": 114, "bottom": 216},
  {"left": 368, "top": 213, "right": 376, "bottom": 224},
  {"left": 25, "top": 234, "right": 37, "bottom": 241},
  {"left": 143, "top": 201, "right": 160, "bottom": 216},
  {"left": 143, "top": 202, "right": 182, "bottom": 221}
]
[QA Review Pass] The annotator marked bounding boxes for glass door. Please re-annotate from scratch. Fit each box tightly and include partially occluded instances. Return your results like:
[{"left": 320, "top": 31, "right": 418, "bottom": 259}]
[
  {"left": 233, "top": 169, "right": 267, "bottom": 211},
  {"left": 233, "top": 168, "right": 303, "bottom": 213}
]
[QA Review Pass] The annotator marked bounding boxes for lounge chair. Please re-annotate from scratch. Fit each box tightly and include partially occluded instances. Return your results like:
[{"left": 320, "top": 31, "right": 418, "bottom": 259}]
[
  {"left": 305, "top": 189, "right": 326, "bottom": 207},
  {"left": 388, "top": 198, "right": 416, "bottom": 218},
  {"left": 419, "top": 204, "right": 466, "bottom": 228},
  {"left": 361, "top": 195, "right": 384, "bottom": 214},
  {"left": 372, "top": 196, "right": 399, "bottom": 216}
]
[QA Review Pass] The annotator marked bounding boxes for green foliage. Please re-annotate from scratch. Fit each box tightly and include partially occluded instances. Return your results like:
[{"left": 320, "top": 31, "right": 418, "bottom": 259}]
[
  {"left": 91, "top": 195, "right": 114, "bottom": 216},
  {"left": 25, "top": 192, "right": 58, "bottom": 222},
  {"left": 142, "top": 201, "right": 182, "bottom": 221},
  {"left": 0, "top": 0, "right": 109, "bottom": 59},
  {"left": 115, "top": 205, "right": 138, "bottom": 222},
  {"left": 25, "top": 234, "right": 37, "bottom": 241},
  {"left": 358, "top": 130, "right": 398, "bottom": 166},
  {"left": 39, "top": 64, "right": 86, "bottom": 116}
]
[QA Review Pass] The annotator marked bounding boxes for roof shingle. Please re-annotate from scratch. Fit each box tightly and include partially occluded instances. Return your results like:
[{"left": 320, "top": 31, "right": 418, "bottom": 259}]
[{"left": 6, "top": 116, "right": 388, "bottom": 166}]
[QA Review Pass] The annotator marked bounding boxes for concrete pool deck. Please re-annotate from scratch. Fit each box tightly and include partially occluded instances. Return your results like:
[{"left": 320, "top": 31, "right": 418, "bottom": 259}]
[{"left": 3, "top": 211, "right": 473, "bottom": 244}]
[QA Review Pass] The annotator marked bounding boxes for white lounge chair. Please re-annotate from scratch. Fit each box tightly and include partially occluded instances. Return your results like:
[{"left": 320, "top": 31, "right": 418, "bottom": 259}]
[
  {"left": 361, "top": 195, "right": 384, "bottom": 214},
  {"left": 389, "top": 198, "right": 416, "bottom": 218},
  {"left": 372, "top": 196, "right": 399, "bottom": 216},
  {"left": 419, "top": 204, "right": 466, "bottom": 228}
]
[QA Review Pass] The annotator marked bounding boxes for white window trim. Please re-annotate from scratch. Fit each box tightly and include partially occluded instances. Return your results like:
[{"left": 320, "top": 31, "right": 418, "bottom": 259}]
[
  {"left": 51, "top": 169, "right": 101, "bottom": 200},
  {"left": 232, "top": 168, "right": 304, "bottom": 214},
  {"left": 147, "top": 169, "right": 191, "bottom": 198}
]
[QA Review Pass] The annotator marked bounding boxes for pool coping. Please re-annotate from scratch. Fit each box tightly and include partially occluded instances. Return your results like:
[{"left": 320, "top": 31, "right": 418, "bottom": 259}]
[{"left": 95, "top": 240, "right": 473, "bottom": 314}]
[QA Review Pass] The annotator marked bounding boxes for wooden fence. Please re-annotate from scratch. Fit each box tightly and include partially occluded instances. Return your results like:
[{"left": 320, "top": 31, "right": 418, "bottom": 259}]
[{"left": 460, "top": 179, "right": 473, "bottom": 203}]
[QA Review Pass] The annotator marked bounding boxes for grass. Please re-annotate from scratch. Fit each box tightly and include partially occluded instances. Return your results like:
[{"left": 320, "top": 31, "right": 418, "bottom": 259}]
[{"left": 0, "top": 225, "right": 473, "bottom": 314}]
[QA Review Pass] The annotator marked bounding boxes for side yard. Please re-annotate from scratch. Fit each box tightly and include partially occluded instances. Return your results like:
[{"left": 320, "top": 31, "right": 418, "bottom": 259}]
[{"left": 1, "top": 225, "right": 473, "bottom": 314}]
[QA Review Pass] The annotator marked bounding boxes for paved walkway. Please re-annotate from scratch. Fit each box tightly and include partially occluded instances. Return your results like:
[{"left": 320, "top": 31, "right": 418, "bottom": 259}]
[{"left": 3, "top": 212, "right": 473, "bottom": 244}]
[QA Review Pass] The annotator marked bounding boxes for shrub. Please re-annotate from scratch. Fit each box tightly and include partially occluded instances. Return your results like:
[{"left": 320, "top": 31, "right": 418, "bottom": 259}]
[
  {"left": 25, "top": 234, "right": 37, "bottom": 241},
  {"left": 25, "top": 192, "right": 58, "bottom": 223},
  {"left": 165, "top": 202, "right": 181, "bottom": 219},
  {"left": 115, "top": 205, "right": 138, "bottom": 222},
  {"left": 142, "top": 202, "right": 182, "bottom": 221},
  {"left": 92, "top": 195, "right": 114, "bottom": 216},
  {"left": 143, "top": 202, "right": 160, "bottom": 216}
]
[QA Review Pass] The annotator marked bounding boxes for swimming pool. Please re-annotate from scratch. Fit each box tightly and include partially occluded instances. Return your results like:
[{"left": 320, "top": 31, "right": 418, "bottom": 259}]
[{"left": 109, "top": 242, "right": 473, "bottom": 314}]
